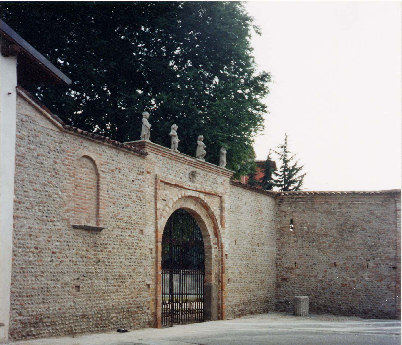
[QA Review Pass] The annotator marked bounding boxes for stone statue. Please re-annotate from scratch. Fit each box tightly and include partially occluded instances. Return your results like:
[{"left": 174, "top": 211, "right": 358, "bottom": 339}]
[
  {"left": 196, "top": 135, "right": 206, "bottom": 161},
  {"left": 169, "top": 124, "right": 179, "bottom": 152},
  {"left": 140, "top": 111, "right": 151, "bottom": 141},
  {"left": 219, "top": 147, "right": 227, "bottom": 168}
]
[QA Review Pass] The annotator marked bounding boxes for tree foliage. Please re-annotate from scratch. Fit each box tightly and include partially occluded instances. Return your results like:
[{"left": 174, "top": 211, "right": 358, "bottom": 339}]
[
  {"left": 1, "top": 2, "right": 270, "bottom": 175},
  {"left": 273, "top": 134, "right": 306, "bottom": 191}
]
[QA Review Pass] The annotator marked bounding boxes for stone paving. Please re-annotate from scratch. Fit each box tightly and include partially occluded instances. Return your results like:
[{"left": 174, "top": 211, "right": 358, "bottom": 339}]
[{"left": 8, "top": 313, "right": 400, "bottom": 345}]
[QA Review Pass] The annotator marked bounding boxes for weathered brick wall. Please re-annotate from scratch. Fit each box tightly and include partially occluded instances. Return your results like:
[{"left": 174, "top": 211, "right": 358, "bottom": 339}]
[
  {"left": 73, "top": 155, "right": 100, "bottom": 226},
  {"left": 129, "top": 141, "right": 233, "bottom": 325},
  {"left": 276, "top": 191, "right": 401, "bottom": 319},
  {"left": 12, "top": 93, "right": 278, "bottom": 340},
  {"left": 225, "top": 184, "right": 277, "bottom": 319},
  {"left": 10, "top": 91, "right": 401, "bottom": 341},
  {"left": 11, "top": 95, "right": 154, "bottom": 340}
]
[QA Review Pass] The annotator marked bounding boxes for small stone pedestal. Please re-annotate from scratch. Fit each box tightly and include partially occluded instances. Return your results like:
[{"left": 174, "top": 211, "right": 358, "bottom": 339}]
[{"left": 294, "top": 296, "right": 309, "bottom": 316}]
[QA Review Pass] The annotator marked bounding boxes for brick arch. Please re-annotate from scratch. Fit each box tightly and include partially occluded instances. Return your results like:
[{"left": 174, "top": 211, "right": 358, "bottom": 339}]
[
  {"left": 155, "top": 194, "right": 225, "bottom": 327},
  {"left": 159, "top": 191, "right": 219, "bottom": 227},
  {"left": 72, "top": 155, "right": 100, "bottom": 226}
]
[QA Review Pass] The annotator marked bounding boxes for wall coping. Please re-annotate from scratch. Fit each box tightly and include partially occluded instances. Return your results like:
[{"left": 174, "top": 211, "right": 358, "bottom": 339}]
[
  {"left": 16, "top": 87, "right": 147, "bottom": 157},
  {"left": 15, "top": 86, "right": 400, "bottom": 197},
  {"left": 276, "top": 189, "right": 401, "bottom": 197},
  {"left": 125, "top": 140, "right": 234, "bottom": 178},
  {"left": 230, "top": 180, "right": 277, "bottom": 197},
  {"left": 230, "top": 180, "right": 400, "bottom": 198}
]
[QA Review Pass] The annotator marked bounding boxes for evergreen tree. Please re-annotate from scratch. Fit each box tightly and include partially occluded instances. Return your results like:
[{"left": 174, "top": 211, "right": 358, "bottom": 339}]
[
  {"left": 273, "top": 134, "right": 306, "bottom": 191},
  {"left": 259, "top": 150, "right": 276, "bottom": 191},
  {"left": 1, "top": 2, "right": 270, "bottom": 175}
]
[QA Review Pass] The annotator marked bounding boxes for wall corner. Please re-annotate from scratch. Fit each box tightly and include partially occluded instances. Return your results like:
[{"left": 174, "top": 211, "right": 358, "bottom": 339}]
[{"left": 0, "top": 42, "right": 17, "bottom": 343}]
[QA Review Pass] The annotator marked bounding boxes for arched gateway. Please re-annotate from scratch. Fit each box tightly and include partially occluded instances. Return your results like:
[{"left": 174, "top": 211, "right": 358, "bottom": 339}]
[
  {"left": 161, "top": 209, "right": 205, "bottom": 326},
  {"left": 156, "top": 195, "right": 225, "bottom": 328}
]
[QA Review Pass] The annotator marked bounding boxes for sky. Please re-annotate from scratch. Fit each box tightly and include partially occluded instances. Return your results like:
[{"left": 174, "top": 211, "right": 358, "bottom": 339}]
[{"left": 246, "top": 1, "right": 401, "bottom": 191}]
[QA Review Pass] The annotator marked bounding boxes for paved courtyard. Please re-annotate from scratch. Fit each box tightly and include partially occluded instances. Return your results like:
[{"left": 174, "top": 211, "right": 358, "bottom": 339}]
[{"left": 9, "top": 313, "right": 400, "bottom": 345}]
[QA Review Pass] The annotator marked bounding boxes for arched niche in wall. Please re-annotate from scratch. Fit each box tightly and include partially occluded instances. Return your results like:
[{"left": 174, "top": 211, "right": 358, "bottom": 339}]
[{"left": 72, "top": 155, "right": 103, "bottom": 231}]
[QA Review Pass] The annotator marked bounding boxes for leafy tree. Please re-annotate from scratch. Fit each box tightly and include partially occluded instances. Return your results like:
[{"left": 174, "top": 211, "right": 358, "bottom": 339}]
[
  {"left": 1, "top": 2, "right": 270, "bottom": 175},
  {"left": 273, "top": 134, "right": 306, "bottom": 191},
  {"left": 259, "top": 150, "right": 276, "bottom": 191}
]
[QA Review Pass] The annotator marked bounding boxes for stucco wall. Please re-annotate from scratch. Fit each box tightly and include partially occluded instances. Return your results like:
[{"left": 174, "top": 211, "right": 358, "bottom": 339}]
[
  {"left": 275, "top": 191, "right": 401, "bottom": 319},
  {"left": 225, "top": 184, "right": 277, "bottom": 318},
  {"left": 0, "top": 48, "right": 17, "bottom": 343}
]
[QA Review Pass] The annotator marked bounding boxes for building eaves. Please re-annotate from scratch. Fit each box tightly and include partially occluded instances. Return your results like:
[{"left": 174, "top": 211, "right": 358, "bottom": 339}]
[{"left": 0, "top": 19, "right": 71, "bottom": 85}]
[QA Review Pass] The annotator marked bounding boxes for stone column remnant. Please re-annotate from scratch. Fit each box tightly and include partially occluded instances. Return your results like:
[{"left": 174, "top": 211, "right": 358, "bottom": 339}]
[
  {"left": 170, "top": 124, "right": 180, "bottom": 152},
  {"left": 140, "top": 111, "right": 151, "bottom": 141},
  {"left": 219, "top": 147, "right": 227, "bottom": 168},
  {"left": 294, "top": 296, "right": 309, "bottom": 316},
  {"left": 196, "top": 135, "right": 206, "bottom": 161}
]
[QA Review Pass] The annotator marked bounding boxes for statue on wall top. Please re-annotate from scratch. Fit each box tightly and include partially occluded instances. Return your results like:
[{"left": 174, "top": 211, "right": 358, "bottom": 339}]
[
  {"left": 219, "top": 147, "right": 227, "bottom": 168},
  {"left": 196, "top": 135, "right": 206, "bottom": 161},
  {"left": 170, "top": 124, "right": 180, "bottom": 152},
  {"left": 140, "top": 111, "right": 151, "bottom": 141}
]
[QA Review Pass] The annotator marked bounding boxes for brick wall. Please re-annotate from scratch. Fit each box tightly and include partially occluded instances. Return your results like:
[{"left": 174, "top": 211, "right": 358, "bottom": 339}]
[
  {"left": 11, "top": 95, "right": 153, "bottom": 340},
  {"left": 73, "top": 156, "right": 100, "bottom": 226},
  {"left": 12, "top": 93, "right": 272, "bottom": 340},
  {"left": 9, "top": 92, "right": 401, "bottom": 341},
  {"left": 276, "top": 191, "right": 401, "bottom": 319},
  {"left": 225, "top": 184, "right": 276, "bottom": 318}
]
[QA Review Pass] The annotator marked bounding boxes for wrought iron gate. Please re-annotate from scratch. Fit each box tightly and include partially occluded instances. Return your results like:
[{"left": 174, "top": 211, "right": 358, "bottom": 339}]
[{"left": 161, "top": 209, "right": 205, "bottom": 326}]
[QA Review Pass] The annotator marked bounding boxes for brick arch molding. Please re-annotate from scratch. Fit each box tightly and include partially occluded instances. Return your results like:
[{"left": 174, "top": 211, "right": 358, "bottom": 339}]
[{"left": 155, "top": 195, "right": 226, "bottom": 327}]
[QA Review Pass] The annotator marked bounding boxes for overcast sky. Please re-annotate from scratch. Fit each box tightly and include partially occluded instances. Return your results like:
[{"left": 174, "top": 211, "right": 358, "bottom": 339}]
[{"left": 246, "top": 1, "right": 401, "bottom": 191}]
